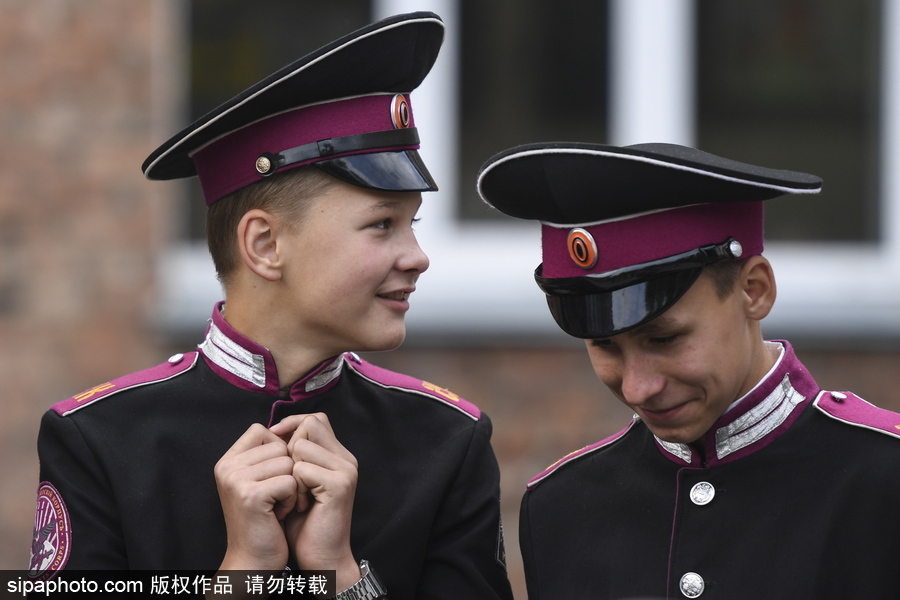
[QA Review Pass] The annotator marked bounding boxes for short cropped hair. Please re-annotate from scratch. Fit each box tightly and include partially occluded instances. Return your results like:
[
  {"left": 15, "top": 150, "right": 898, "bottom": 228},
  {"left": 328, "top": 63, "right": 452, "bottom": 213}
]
[
  {"left": 206, "top": 165, "right": 337, "bottom": 285},
  {"left": 705, "top": 259, "right": 746, "bottom": 301}
]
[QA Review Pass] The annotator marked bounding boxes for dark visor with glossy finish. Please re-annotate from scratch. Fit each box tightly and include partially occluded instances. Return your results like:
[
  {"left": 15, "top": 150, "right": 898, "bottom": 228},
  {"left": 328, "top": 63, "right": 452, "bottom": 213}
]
[
  {"left": 536, "top": 238, "right": 741, "bottom": 338},
  {"left": 544, "top": 268, "right": 704, "bottom": 338},
  {"left": 316, "top": 149, "right": 438, "bottom": 192}
]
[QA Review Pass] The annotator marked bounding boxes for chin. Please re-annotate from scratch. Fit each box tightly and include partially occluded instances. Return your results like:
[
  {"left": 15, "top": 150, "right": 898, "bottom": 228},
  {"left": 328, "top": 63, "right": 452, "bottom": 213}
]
[
  {"left": 648, "top": 427, "right": 701, "bottom": 446},
  {"left": 357, "top": 328, "right": 407, "bottom": 353}
]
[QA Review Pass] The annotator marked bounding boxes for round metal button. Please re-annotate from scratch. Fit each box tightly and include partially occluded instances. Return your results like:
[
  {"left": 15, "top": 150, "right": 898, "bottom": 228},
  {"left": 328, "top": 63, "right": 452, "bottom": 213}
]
[
  {"left": 680, "top": 572, "right": 705, "bottom": 598},
  {"left": 690, "top": 481, "right": 715, "bottom": 506},
  {"left": 167, "top": 353, "right": 184, "bottom": 365},
  {"left": 255, "top": 155, "right": 272, "bottom": 174}
]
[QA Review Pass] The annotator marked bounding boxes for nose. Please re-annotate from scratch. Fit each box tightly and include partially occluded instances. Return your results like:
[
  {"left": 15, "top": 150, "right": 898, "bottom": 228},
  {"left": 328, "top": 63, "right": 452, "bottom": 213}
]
[
  {"left": 619, "top": 353, "right": 666, "bottom": 406},
  {"left": 398, "top": 231, "right": 430, "bottom": 274}
]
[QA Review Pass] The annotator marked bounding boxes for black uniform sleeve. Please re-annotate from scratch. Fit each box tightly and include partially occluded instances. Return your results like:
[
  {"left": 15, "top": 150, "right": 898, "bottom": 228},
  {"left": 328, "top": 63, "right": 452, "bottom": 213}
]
[
  {"left": 519, "top": 488, "right": 540, "bottom": 600},
  {"left": 414, "top": 413, "right": 514, "bottom": 600},
  {"left": 35, "top": 410, "right": 128, "bottom": 569}
]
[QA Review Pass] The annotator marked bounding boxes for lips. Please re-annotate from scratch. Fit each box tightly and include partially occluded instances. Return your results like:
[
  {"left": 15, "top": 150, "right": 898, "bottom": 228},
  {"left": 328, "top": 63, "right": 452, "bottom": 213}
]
[
  {"left": 379, "top": 291, "right": 412, "bottom": 301},
  {"left": 639, "top": 401, "right": 689, "bottom": 422}
]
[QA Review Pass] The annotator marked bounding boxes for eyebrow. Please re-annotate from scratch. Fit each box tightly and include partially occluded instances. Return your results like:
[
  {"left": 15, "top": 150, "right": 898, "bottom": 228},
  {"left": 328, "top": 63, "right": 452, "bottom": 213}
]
[
  {"left": 370, "top": 198, "right": 424, "bottom": 219},
  {"left": 367, "top": 200, "right": 401, "bottom": 211}
]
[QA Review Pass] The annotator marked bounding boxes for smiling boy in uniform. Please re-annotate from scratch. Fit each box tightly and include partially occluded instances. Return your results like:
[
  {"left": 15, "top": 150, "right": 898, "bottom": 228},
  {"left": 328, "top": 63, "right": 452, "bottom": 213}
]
[
  {"left": 478, "top": 141, "right": 900, "bottom": 599},
  {"left": 30, "top": 14, "right": 513, "bottom": 600}
]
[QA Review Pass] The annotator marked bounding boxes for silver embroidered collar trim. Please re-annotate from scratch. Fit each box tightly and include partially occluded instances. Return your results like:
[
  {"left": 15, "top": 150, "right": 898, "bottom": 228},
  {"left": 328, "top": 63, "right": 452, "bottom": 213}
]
[
  {"left": 305, "top": 355, "right": 345, "bottom": 393},
  {"left": 715, "top": 374, "right": 805, "bottom": 460},
  {"left": 657, "top": 439, "right": 693, "bottom": 463},
  {"left": 199, "top": 321, "right": 267, "bottom": 388},
  {"left": 654, "top": 373, "right": 806, "bottom": 464}
]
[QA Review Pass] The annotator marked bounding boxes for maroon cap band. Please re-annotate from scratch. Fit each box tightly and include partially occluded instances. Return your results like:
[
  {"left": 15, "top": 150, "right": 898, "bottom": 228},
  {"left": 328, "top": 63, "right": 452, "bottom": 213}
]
[
  {"left": 540, "top": 201, "right": 764, "bottom": 279},
  {"left": 191, "top": 93, "right": 419, "bottom": 204}
]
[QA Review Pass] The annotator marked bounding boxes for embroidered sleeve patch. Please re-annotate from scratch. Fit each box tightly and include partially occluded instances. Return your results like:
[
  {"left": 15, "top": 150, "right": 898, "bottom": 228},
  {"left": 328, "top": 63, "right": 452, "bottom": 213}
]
[
  {"left": 814, "top": 390, "right": 900, "bottom": 440},
  {"left": 29, "top": 482, "right": 71, "bottom": 580},
  {"left": 344, "top": 353, "right": 481, "bottom": 419},
  {"left": 52, "top": 352, "right": 198, "bottom": 417}
]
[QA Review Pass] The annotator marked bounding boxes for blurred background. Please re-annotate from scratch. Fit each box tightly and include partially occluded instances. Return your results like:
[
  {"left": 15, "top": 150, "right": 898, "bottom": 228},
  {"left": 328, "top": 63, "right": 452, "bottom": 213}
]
[{"left": 3, "top": 0, "right": 900, "bottom": 596}]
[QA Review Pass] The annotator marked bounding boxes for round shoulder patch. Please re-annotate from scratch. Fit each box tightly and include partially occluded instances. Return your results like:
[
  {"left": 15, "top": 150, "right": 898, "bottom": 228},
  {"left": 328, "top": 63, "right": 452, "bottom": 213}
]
[{"left": 29, "top": 482, "right": 72, "bottom": 580}]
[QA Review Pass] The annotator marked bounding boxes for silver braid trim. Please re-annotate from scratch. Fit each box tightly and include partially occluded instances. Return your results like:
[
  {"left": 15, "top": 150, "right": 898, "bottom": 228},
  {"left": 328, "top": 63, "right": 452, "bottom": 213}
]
[
  {"left": 716, "top": 374, "right": 805, "bottom": 460},
  {"left": 656, "top": 438, "right": 693, "bottom": 464},
  {"left": 199, "top": 321, "right": 267, "bottom": 388}
]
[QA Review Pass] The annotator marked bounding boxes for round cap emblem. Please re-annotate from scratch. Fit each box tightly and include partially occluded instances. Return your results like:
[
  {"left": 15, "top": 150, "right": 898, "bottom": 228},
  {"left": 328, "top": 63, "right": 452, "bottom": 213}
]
[
  {"left": 680, "top": 572, "right": 705, "bottom": 598},
  {"left": 255, "top": 155, "right": 272, "bottom": 175},
  {"left": 567, "top": 228, "right": 598, "bottom": 269},
  {"left": 689, "top": 481, "right": 716, "bottom": 506},
  {"left": 391, "top": 94, "right": 411, "bottom": 129}
]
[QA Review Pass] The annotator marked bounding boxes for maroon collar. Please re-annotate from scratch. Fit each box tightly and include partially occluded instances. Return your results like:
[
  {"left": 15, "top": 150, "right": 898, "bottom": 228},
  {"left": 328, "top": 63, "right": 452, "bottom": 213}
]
[
  {"left": 197, "top": 302, "right": 345, "bottom": 399},
  {"left": 654, "top": 341, "right": 821, "bottom": 467}
]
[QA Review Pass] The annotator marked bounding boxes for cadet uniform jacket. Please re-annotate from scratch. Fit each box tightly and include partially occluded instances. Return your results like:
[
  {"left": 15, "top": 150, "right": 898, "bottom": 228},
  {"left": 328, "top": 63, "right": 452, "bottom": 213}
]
[
  {"left": 31, "top": 304, "right": 513, "bottom": 600},
  {"left": 520, "top": 341, "right": 900, "bottom": 600}
]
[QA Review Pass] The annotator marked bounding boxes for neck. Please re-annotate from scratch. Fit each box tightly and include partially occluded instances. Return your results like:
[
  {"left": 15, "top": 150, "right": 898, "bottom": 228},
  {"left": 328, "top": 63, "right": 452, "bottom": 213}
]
[
  {"left": 733, "top": 322, "right": 780, "bottom": 398},
  {"left": 220, "top": 295, "right": 335, "bottom": 389}
]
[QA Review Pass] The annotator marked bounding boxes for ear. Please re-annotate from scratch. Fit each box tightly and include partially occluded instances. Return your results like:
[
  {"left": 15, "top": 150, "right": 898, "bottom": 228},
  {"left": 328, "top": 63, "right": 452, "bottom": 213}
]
[
  {"left": 236, "top": 209, "right": 284, "bottom": 282},
  {"left": 739, "top": 255, "right": 777, "bottom": 321}
]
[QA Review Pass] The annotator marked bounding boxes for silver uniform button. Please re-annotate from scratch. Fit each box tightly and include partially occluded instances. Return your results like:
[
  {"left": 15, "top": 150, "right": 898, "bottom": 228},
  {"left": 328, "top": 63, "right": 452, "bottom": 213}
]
[
  {"left": 690, "top": 481, "right": 715, "bottom": 506},
  {"left": 168, "top": 353, "right": 184, "bottom": 364},
  {"left": 680, "top": 572, "right": 705, "bottom": 598}
]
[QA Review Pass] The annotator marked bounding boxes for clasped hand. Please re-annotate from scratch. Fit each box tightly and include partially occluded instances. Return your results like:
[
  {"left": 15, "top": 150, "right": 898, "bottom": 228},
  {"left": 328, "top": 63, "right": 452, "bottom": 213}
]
[{"left": 214, "top": 413, "right": 360, "bottom": 585}]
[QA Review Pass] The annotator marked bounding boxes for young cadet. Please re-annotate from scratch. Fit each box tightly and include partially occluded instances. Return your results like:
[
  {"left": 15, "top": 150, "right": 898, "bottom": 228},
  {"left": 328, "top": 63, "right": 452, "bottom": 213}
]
[
  {"left": 30, "top": 13, "right": 513, "bottom": 600},
  {"left": 477, "top": 142, "right": 900, "bottom": 599}
]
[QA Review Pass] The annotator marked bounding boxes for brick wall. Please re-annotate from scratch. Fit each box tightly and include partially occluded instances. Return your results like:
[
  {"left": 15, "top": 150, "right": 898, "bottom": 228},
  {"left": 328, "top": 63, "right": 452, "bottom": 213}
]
[{"left": 0, "top": 0, "right": 168, "bottom": 570}]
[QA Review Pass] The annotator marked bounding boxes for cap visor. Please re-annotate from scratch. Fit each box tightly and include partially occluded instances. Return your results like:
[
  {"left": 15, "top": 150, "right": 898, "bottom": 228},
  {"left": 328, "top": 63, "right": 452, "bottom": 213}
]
[
  {"left": 545, "top": 268, "right": 703, "bottom": 338},
  {"left": 314, "top": 149, "right": 438, "bottom": 192}
]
